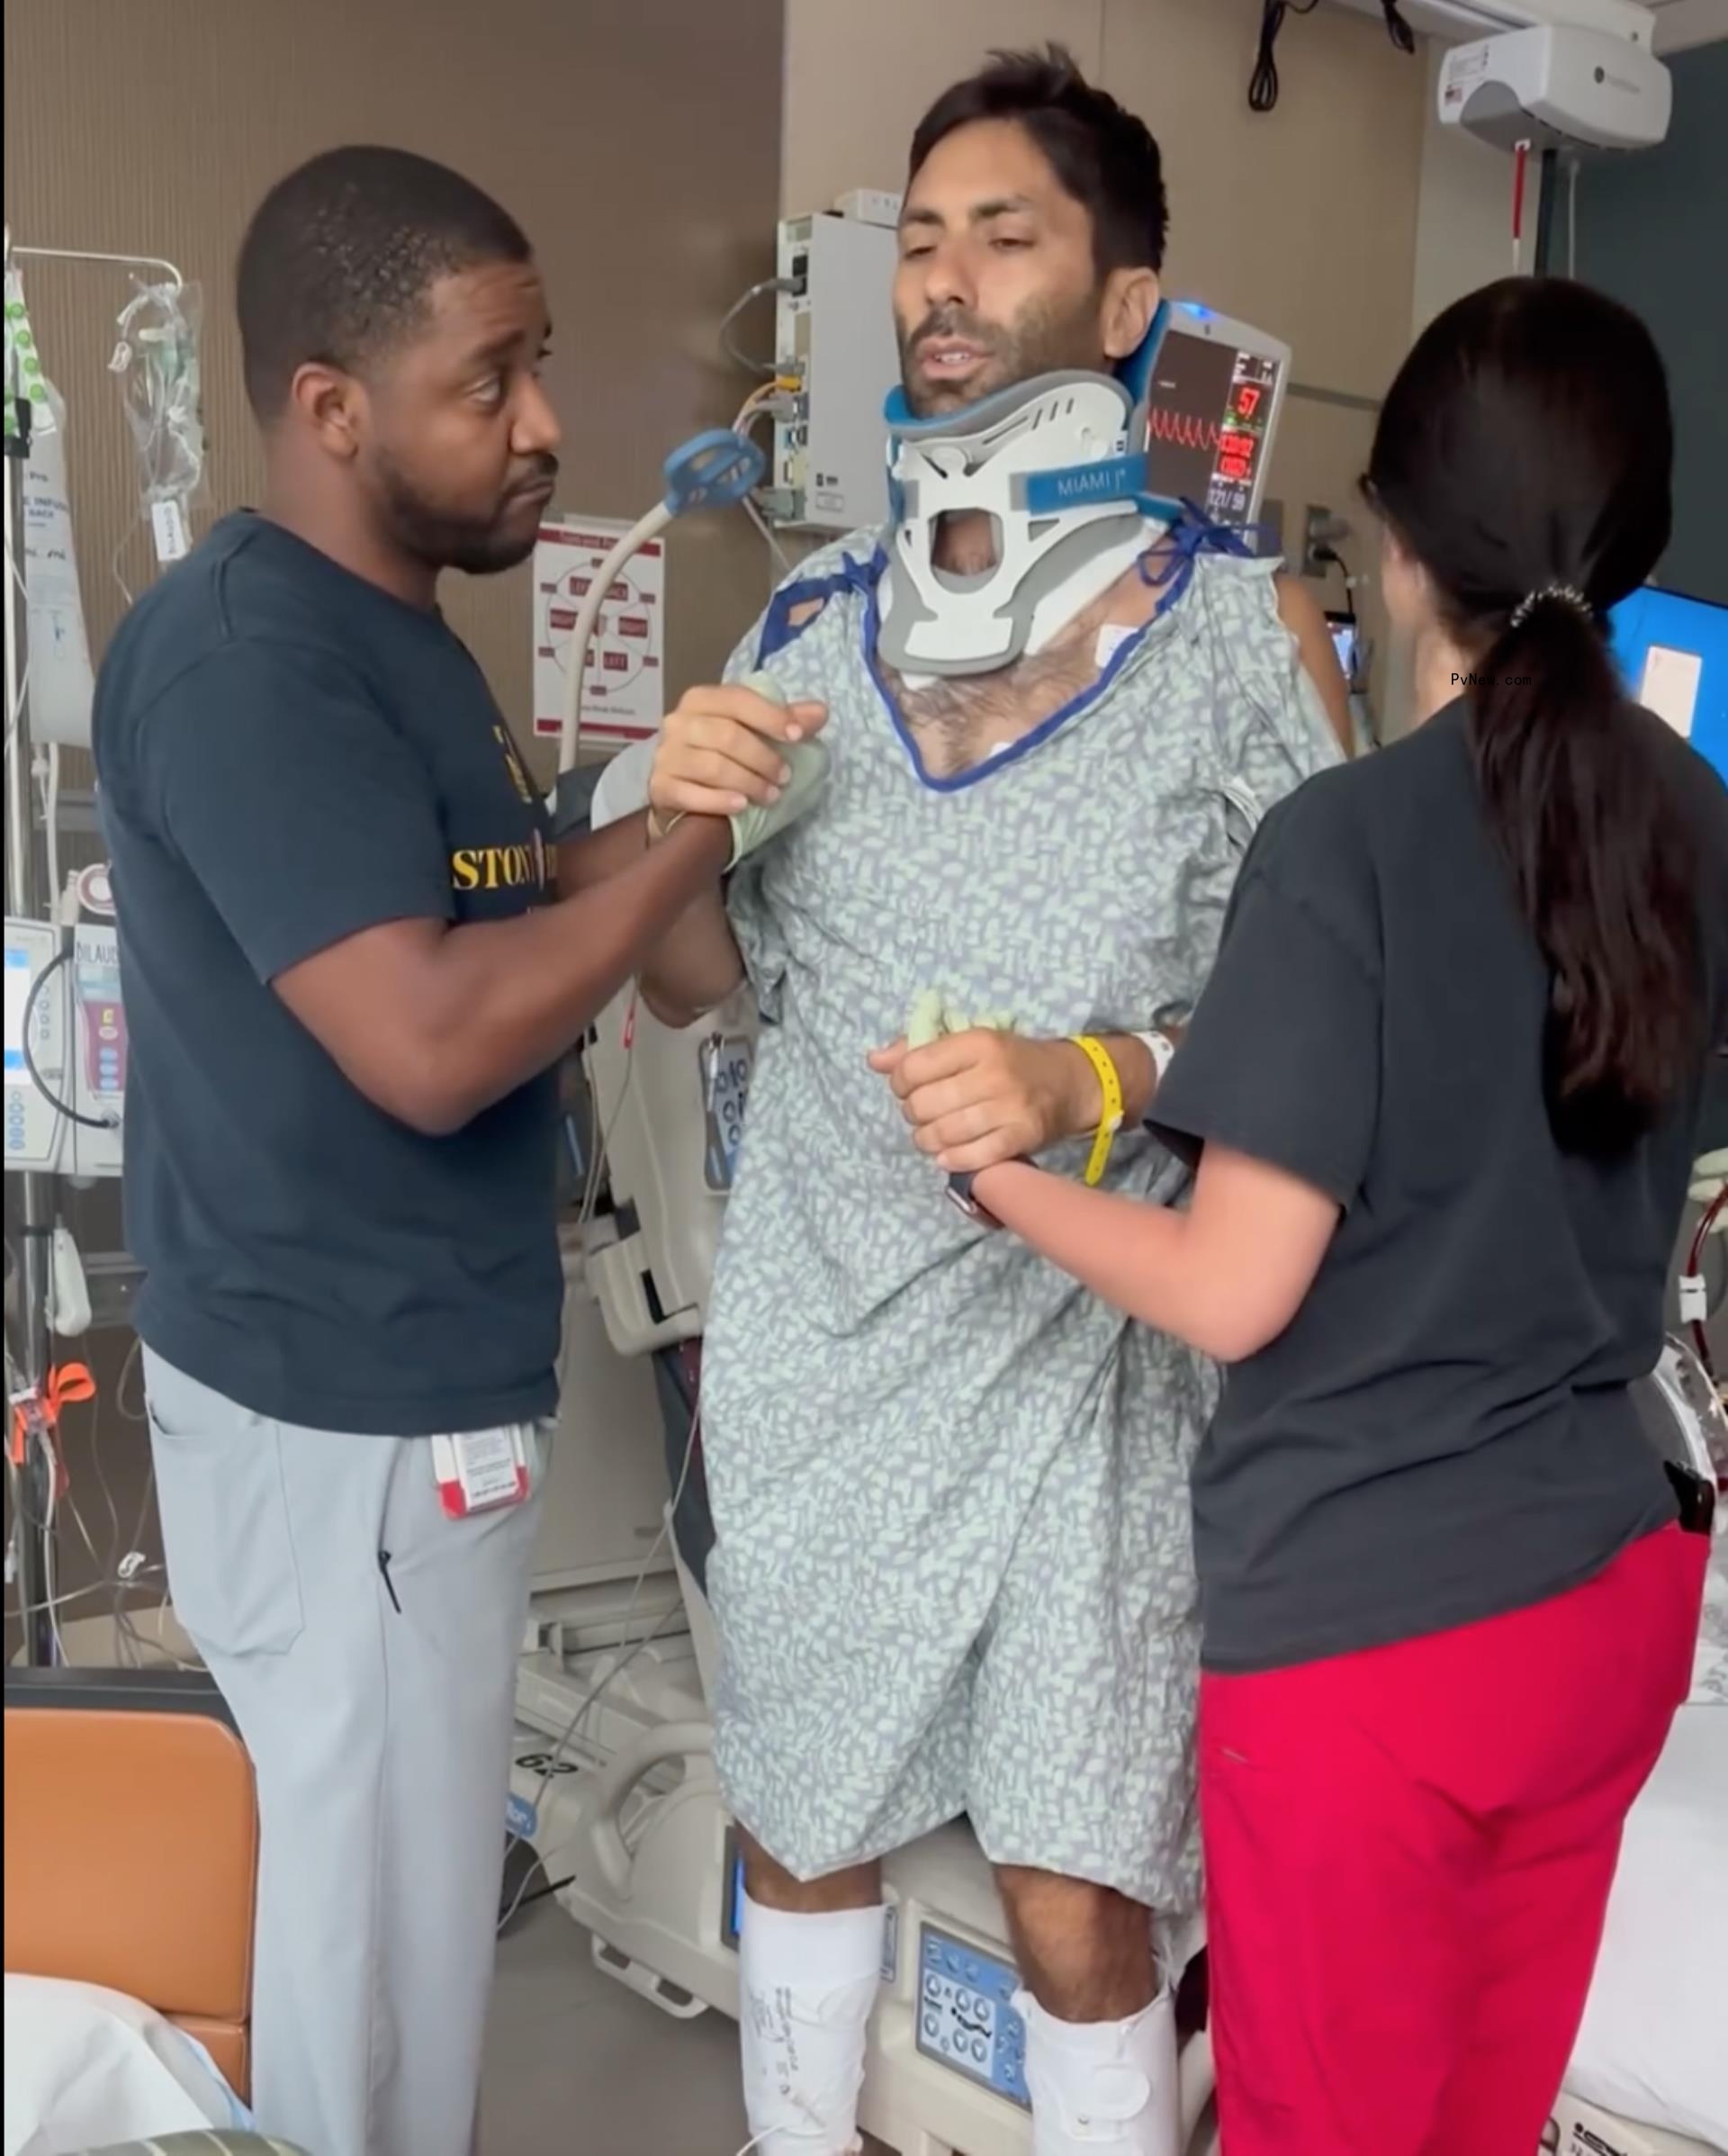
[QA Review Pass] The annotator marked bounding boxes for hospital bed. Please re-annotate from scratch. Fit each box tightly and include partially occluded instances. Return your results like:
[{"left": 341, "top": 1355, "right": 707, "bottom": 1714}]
[
  {"left": 1549, "top": 1521, "right": 1728, "bottom": 2156},
  {"left": 3, "top": 1666, "right": 304, "bottom": 2155}
]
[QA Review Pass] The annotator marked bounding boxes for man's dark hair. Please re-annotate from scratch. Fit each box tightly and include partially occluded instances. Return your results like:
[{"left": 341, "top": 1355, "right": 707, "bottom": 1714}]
[
  {"left": 236, "top": 145, "right": 531, "bottom": 417},
  {"left": 908, "top": 46, "right": 1167, "bottom": 276}
]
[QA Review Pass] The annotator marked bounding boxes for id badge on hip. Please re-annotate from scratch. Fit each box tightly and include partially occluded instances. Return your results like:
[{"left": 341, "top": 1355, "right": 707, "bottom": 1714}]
[{"left": 431, "top": 1429, "right": 532, "bottom": 1520}]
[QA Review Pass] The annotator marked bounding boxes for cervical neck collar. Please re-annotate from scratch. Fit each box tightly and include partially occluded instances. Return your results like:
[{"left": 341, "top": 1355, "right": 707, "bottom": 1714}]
[{"left": 878, "top": 303, "right": 1180, "bottom": 679}]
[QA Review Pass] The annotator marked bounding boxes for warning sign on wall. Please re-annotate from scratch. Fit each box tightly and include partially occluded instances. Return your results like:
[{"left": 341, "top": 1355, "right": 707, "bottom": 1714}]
[{"left": 532, "top": 516, "right": 665, "bottom": 746}]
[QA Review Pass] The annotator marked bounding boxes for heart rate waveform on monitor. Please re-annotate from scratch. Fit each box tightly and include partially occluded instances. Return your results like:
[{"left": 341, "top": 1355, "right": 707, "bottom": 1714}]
[
  {"left": 1148, "top": 409, "right": 1223, "bottom": 454},
  {"left": 1144, "top": 326, "right": 1280, "bottom": 526}
]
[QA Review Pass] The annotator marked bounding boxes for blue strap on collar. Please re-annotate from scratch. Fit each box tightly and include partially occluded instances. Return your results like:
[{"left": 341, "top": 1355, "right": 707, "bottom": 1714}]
[{"left": 1136, "top": 497, "right": 1265, "bottom": 617}]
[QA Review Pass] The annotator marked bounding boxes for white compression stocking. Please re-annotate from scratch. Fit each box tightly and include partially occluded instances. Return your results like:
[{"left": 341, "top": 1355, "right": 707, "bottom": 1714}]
[
  {"left": 1016, "top": 1987, "right": 1182, "bottom": 2156},
  {"left": 738, "top": 1894, "right": 885, "bottom": 2155}
]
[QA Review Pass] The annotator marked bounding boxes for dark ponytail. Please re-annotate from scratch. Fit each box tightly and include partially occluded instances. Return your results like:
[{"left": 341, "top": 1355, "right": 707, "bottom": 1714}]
[{"left": 1365, "top": 278, "right": 1698, "bottom": 1154}]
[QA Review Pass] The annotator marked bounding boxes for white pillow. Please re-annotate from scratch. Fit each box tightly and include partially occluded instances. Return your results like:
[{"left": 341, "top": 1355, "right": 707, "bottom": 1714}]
[
  {"left": 1567, "top": 1707, "right": 1728, "bottom": 2149},
  {"left": 3, "top": 1973, "right": 248, "bottom": 2156}
]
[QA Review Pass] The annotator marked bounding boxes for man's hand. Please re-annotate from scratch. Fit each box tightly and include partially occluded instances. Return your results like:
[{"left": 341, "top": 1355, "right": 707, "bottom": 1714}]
[
  {"left": 650, "top": 682, "right": 827, "bottom": 824},
  {"left": 869, "top": 1031, "right": 1108, "bottom": 1173}
]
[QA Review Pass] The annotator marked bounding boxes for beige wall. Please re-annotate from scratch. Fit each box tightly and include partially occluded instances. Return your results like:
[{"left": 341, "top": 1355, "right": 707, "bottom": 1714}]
[
  {"left": 783, "top": 0, "right": 1108, "bottom": 214},
  {"left": 782, "top": 0, "right": 1430, "bottom": 705},
  {"left": 784, "top": 0, "right": 1425, "bottom": 400},
  {"left": 4, "top": 0, "right": 785, "bottom": 784},
  {"left": 1409, "top": 39, "right": 1538, "bottom": 338}
]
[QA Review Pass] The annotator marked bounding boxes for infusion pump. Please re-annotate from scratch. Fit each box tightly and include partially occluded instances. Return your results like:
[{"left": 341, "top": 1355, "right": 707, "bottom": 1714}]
[{"left": 4, "top": 864, "right": 126, "bottom": 1180}]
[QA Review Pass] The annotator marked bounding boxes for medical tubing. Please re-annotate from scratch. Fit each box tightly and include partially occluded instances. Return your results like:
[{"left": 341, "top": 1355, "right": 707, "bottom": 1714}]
[{"left": 558, "top": 502, "right": 672, "bottom": 775}]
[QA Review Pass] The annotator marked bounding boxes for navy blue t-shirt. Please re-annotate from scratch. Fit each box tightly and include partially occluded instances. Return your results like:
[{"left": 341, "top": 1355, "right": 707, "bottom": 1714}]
[{"left": 94, "top": 514, "right": 561, "bottom": 1436}]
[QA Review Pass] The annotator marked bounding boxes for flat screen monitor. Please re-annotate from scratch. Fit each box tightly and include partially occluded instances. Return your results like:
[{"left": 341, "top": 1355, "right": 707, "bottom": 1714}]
[{"left": 1607, "top": 584, "right": 1728, "bottom": 783}]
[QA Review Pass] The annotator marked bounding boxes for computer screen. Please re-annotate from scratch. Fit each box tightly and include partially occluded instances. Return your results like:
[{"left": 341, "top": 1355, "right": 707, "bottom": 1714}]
[
  {"left": 1607, "top": 584, "right": 1728, "bottom": 783},
  {"left": 4, "top": 942, "right": 32, "bottom": 1087},
  {"left": 1141, "top": 311, "right": 1285, "bottom": 529}
]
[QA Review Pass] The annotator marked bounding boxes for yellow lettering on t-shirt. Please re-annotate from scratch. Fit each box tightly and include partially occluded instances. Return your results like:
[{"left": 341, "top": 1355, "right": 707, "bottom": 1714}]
[{"left": 450, "top": 841, "right": 551, "bottom": 895}]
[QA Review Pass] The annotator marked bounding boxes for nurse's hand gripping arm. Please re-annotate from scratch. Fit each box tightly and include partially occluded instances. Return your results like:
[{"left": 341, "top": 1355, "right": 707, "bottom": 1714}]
[
  {"left": 634, "top": 680, "right": 829, "bottom": 1029},
  {"left": 969, "top": 1147, "right": 1338, "bottom": 1364},
  {"left": 895, "top": 798, "right": 1382, "bottom": 1365},
  {"left": 870, "top": 1027, "right": 1169, "bottom": 1174}
]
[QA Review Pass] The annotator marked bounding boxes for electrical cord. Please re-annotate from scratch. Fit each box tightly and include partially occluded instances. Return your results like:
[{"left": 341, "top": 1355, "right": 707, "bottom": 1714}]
[
  {"left": 1380, "top": 1, "right": 1416, "bottom": 55},
  {"left": 514, "top": 1868, "right": 578, "bottom": 1915},
  {"left": 3, "top": 1337, "right": 175, "bottom": 1666},
  {"left": 1249, "top": 0, "right": 1320, "bottom": 113},
  {"left": 1312, "top": 544, "right": 1356, "bottom": 617},
  {"left": 38, "top": 1424, "right": 68, "bottom": 1663},
  {"left": 1250, "top": 0, "right": 1412, "bottom": 112},
  {"left": 732, "top": 388, "right": 796, "bottom": 582},
  {"left": 731, "top": 2097, "right": 826, "bottom": 2156},
  {"left": 744, "top": 492, "right": 793, "bottom": 582},
  {"left": 496, "top": 1835, "right": 581, "bottom": 1933},
  {"left": 719, "top": 278, "right": 793, "bottom": 380},
  {"left": 91, "top": 1351, "right": 192, "bottom": 1670}
]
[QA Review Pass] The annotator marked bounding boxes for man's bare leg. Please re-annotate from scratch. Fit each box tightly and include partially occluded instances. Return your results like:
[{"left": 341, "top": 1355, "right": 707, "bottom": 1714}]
[
  {"left": 742, "top": 1830, "right": 882, "bottom": 1913},
  {"left": 737, "top": 1831, "right": 887, "bottom": 2155},
  {"left": 997, "top": 1865, "right": 1157, "bottom": 2019},
  {"left": 996, "top": 1866, "right": 1180, "bottom": 2156}
]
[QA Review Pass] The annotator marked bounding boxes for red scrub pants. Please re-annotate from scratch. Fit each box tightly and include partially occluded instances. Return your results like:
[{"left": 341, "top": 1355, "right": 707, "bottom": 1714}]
[{"left": 1199, "top": 1523, "right": 1707, "bottom": 2156}]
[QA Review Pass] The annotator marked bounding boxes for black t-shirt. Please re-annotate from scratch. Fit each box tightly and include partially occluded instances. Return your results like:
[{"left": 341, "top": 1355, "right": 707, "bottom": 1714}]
[
  {"left": 1151, "top": 700, "right": 1728, "bottom": 1673},
  {"left": 94, "top": 514, "right": 561, "bottom": 1436}
]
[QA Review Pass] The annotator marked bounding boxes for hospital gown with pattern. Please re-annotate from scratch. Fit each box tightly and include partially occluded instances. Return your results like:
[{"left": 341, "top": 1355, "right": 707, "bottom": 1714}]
[{"left": 701, "top": 530, "right": 1341, "bottom": 1908}]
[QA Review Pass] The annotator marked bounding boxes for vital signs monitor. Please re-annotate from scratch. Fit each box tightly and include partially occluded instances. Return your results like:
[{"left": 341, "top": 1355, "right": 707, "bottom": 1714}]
[{"left": 1138, "top": 302, "right": 1290, "bottom": 533}]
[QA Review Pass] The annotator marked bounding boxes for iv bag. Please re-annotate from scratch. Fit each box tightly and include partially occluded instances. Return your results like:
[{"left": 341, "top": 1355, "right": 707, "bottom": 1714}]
[{"left": 111, "top": 278, "right": 205, "bottom": 562}]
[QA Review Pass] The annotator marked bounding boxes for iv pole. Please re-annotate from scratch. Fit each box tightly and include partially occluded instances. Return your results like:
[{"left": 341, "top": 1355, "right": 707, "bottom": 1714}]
[{"left": 3, "top": 231, "right": 183, "bottom": 1665}]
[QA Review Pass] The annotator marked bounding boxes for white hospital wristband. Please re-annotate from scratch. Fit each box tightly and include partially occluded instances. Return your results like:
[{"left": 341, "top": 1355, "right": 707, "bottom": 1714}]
[{"left": 1131, "top": 1030, "right": 1178, "bottom": 1092}]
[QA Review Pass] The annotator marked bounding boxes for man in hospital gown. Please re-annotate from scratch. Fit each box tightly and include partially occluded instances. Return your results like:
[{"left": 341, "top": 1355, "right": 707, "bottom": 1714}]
[{"left": 640, "top": 47, "right": 1349, "bottom": 2156}]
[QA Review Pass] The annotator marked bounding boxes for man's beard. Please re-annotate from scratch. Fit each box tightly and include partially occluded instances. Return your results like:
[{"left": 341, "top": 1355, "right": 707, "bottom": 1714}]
[
  {"left": 897, "top": 293, "right": 1105, "bottom": 419},
  {"left": 374, "top": 450, "right": 558, "bottom": 576}
]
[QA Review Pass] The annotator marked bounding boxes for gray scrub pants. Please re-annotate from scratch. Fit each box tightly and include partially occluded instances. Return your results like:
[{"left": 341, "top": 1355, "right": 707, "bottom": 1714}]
[{"left": 143, "top": 1349, "right": 543, "bottom": 2156}]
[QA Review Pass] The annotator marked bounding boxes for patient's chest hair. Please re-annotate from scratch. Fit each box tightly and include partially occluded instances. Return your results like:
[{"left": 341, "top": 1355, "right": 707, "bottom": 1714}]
[{"left": 878, "top": 553, "right": 1169, "bottom": 783}]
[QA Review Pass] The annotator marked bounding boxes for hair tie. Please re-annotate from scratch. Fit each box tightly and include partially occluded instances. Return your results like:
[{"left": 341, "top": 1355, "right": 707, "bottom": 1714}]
[{"left": 1509, "top": 583, "right": 1593, "bottom": 630}]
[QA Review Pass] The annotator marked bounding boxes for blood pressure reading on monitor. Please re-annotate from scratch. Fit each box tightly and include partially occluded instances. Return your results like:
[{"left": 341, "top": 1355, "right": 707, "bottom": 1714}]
[{"left": 1144, "top": 332, "right": 1279, "bottom": 527}]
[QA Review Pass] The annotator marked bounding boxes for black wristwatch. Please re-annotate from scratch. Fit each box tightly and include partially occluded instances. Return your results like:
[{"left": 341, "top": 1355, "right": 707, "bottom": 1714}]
[{"left": 947, "top": 1170, "right": 1004, "bottom": 1231}]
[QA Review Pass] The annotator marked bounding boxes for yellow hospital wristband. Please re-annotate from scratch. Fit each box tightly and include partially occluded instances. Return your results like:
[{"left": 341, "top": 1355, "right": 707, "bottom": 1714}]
[{"left": 1067, "top": 1034, "right": 1125, "bottom": 1188}]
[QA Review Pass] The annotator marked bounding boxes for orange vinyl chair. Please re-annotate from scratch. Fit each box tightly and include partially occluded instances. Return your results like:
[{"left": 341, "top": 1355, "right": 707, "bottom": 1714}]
[{"left": 4, "top": 1666, "right": 259, "bottom": 2104}]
